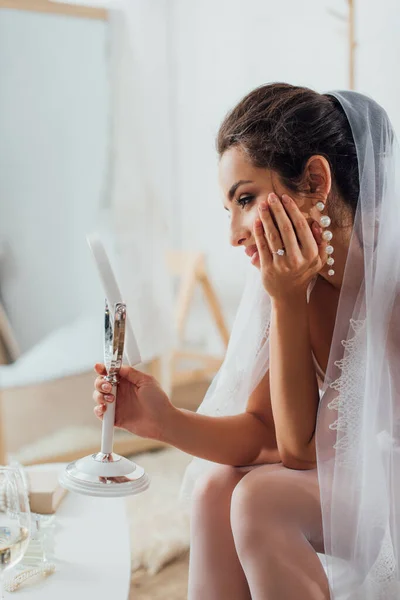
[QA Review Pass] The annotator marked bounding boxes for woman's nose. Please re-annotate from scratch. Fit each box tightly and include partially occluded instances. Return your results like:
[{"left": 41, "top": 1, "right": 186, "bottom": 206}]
[{"left": 230, "top": 227, "right": 248, "bottom": 248}]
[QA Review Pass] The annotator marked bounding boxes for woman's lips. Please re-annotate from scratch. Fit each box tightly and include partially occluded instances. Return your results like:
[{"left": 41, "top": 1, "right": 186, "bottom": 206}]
[{"left": 245, "top": 245, "right": 258, "bottom": 258}]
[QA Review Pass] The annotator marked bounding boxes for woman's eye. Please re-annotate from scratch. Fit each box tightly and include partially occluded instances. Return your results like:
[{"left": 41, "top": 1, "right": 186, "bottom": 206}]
[{"left": 236, "top": 195, "right": 254, "bottom": 208}]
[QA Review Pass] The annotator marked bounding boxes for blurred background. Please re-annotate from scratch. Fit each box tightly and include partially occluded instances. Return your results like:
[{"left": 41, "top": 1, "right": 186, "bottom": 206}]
[{"left": 0, "top": 0, "right": 399, "bottom": 597}]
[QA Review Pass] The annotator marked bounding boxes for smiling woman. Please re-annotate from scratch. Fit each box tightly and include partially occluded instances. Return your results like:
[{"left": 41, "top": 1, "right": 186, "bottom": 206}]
[
  {"left": 178, "top": 83, "right": 400, "bottom": 600},
  {"left": 88, "top": 81, "right": 399, "bottom": 599}
]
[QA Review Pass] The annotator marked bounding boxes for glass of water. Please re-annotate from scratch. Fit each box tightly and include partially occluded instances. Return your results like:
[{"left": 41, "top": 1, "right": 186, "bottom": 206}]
[{"left": 0, "top": 467, "right": 31, "bottom": 598}]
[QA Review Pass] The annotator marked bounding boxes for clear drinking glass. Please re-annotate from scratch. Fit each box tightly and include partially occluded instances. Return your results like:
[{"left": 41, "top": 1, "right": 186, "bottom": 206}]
[{"left": 0, "top": 467, "right": 31, "bottom": 598}]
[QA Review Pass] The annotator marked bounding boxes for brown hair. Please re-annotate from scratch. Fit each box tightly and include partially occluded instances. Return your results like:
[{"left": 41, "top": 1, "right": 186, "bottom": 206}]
[{"left": 217, "top": 82, "right": 359, "bottom": 225}]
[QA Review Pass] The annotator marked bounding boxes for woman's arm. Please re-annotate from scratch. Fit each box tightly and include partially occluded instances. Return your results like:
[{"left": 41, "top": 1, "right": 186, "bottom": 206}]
[
  {"left": 158, "top": 366, "right": 280, "bottom": 466},
  {"left": 94, "top": 363, "right": 279, "bottom": 467},
  {"left": 159, "top": 357, "right": 280, "bottom": 466},
  {"left": 161, "top": 407, "right": 280, "bottom": 466},
  {"left": 269, "top": 293, "right": 320, "bottom": 469}
]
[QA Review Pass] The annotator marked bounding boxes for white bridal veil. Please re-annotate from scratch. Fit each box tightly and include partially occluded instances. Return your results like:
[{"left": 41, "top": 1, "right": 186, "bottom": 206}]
[{"left": 181, "top": 89, "right": 400, "bottom": 599}]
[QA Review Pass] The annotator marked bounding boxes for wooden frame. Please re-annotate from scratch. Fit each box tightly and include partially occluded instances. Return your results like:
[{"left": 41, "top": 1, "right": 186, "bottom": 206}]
[{"left": 0, "top": 0, "right": 108, "bottom": 21}]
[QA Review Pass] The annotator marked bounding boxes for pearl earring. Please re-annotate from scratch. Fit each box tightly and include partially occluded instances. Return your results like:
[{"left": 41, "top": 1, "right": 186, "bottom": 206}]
[{"left": 315, "top": 201, "right": 335, "bottom": 276}]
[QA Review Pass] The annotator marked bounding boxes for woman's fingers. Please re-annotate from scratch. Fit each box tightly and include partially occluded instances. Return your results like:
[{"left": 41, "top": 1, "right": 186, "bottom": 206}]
[
  {"left": 94, "top": 403, "right": 105, "bottom": 419},
  {"left": 94, "top": 375, "right": 114, "bottom": 397},
  {"left": 256, "top": 200, "right": 283, "bottom": 255},
  {"left": 280, "top": 194, "right": 320, "bottom": 259},
  {"left": 266, "top": 193, "right": 301, "bottom": 257},
  {"left": 93, "top": 390, "right": 114, "bottom": 407},
  {"left": 93, "top": 365, "right": 114, "bottom": 420},
  {"left": 253, "top": 215, "right": 272, "bottom": 268},
  {"left": 312, "top": 222, "right": 323, "bottom": 245},
  {"left": 93, "top": 390, "right": 107, "bottom": 418},
  {"left": 94, "top": 363, "right": 107, "bottom": 376}
]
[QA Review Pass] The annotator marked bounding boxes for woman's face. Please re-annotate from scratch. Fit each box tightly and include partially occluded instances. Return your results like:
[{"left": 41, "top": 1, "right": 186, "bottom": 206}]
[{"left": 219, "top": 146, "right": 316, "bottom": 266}]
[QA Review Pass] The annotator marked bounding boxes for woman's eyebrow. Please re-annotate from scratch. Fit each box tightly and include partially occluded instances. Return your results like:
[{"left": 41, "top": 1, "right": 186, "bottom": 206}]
[{"left": 228, "top": 179, "right": 253, "bottom": 200}]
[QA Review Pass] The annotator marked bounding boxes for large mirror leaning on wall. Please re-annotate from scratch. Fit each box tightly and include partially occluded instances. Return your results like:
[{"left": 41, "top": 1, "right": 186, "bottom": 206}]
[
  {"left": 0, "top": 0, "right": 195, "bottom": 467},
  {"left": 0, "top": 0, "right": 227, "bottom": 469}
]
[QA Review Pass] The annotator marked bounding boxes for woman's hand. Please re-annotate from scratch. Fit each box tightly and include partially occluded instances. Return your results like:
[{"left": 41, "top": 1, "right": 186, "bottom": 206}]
[
  {"left": 93, "top": 363, "right": 175, "bottom": 441},
  {"left": 253, "top": 192, "right": 327, "bottom": 300}
]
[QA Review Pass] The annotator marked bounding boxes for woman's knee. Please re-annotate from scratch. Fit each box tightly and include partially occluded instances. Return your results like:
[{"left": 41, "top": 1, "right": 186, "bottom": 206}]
[
  {"left": 191, "top": 464, "right": 244, "bottom": 520},
  {"left": 230, "top": 470, "right": 288, "bottom": 551},
  {"left": 230, "top": 468, "right": 322, "bottom": 553}
]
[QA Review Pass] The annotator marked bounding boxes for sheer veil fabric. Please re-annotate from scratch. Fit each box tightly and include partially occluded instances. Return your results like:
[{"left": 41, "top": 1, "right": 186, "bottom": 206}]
[{"left": 180, "top": 90, "right": 400, "bottom": 599}]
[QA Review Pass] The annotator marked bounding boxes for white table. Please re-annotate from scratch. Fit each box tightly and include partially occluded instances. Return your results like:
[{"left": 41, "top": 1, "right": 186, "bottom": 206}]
[{"left": 7, "top": 467, "right": 132, "bottom": 599}]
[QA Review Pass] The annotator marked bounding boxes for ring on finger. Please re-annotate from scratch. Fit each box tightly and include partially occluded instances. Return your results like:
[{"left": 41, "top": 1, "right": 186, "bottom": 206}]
[{"left": 271, "top": 247, "right": 286, "bottom": 256}]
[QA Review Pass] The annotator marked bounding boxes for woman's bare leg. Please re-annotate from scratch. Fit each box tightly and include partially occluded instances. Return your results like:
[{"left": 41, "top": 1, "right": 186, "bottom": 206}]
[
  {"left": 230, "top": 465, "right": 329, "bottom": 600},
  {"left": 188, "top": 464, "right": 251, "bottom": 600}
]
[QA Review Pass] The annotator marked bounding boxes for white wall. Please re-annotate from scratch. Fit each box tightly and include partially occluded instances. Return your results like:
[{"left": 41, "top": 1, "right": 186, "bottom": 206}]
[
  {"left": 169, "top": 0, "right": 400, "bottom": 352},
  {"left": 356, "top": 0, "right": 400, "bottom": 131},
  {"left": 170, "top": 0, "right": 348, "bottom": 350}
]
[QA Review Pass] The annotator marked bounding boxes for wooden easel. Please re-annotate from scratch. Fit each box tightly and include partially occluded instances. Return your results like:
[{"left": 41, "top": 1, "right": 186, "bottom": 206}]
[{"left": 166, "top": 251, "right": 230, "bottom": 387}]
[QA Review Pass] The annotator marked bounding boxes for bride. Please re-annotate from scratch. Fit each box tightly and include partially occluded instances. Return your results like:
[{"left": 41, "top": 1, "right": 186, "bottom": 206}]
[{"left": 93, "top": 83, "right": 400, "bottom": 599}]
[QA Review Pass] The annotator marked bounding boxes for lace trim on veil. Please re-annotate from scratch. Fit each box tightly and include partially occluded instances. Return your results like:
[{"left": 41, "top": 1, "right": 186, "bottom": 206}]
[
  {"left": 326, "top": 317, "right": 400, "bottom": 595},
  {"left": 327, "top": 318, "right": 367, "bottom": 466}
]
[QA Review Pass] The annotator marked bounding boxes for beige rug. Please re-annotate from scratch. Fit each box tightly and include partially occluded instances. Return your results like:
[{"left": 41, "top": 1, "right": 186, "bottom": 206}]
[
  {"left": 126, "top": 447, "right": 192, "bottom": 575},
  {"left": 130, "top": 553, "right": 189, "bottom": 600}
]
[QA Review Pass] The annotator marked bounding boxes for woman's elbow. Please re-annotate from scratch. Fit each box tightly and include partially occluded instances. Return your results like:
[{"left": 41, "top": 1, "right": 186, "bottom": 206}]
[
  {"left": 280, "top": 442, "right": 317, "bottom": 470},
  {"left": 281, "top": 455, "right": 317, "bottom": 470}
]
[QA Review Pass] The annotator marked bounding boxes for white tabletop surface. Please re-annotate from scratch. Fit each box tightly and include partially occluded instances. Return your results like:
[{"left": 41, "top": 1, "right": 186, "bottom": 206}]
[{"left": 6, "top": 465, "right": 131, "bottom": 599}]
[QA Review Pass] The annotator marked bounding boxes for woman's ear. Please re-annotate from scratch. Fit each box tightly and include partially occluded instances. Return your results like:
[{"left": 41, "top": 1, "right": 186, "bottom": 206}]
[{"left": 301, "top": 155, "right": 331, "bottom": 200}]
